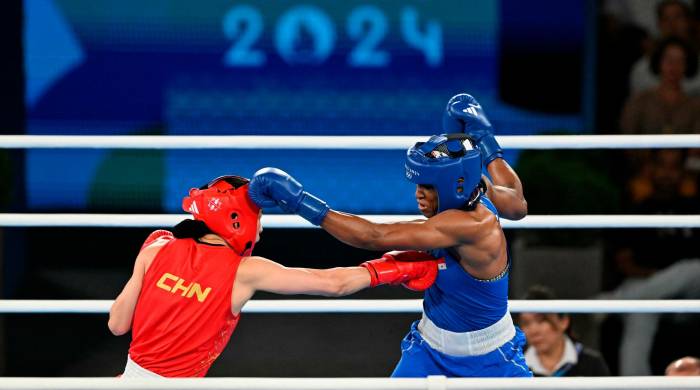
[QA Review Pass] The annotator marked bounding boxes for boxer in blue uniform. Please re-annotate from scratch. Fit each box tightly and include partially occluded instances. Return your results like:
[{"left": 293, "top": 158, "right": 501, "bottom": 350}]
[{"left": 249, "top": 93, "right": 531, "bottom": 377}]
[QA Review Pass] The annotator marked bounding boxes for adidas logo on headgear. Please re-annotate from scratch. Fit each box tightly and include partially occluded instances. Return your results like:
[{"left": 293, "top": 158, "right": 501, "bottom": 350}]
[{"left": 188, "top": 201, "right": 200, "bottom": 215}]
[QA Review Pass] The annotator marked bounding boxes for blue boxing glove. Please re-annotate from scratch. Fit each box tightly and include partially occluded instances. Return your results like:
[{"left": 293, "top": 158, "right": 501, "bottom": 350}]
[
  {"left": 442, "top": 93, "right": 503, "bottom": 165},
  {"left": 249, "top": 167, "right": 330, "bottom": 226}
]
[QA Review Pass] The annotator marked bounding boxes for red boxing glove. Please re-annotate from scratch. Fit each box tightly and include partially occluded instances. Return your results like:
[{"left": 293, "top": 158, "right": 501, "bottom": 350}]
[
  {"left": 140, "top": 230, "right": 174, "bottom": 251},
  {"left": 360, "top": 251, "right": 440, "bottom": 291}
]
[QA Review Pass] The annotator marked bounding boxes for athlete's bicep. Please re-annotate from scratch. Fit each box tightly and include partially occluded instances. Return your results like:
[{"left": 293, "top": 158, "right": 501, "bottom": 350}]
[{"left": 370, "top": 216, "right": 465, "bottom": 251}]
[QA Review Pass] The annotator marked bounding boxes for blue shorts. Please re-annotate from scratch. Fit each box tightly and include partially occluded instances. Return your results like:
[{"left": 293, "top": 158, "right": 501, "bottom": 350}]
[{"left": 391, "top": 320, "right": 532, "bottom": 378}]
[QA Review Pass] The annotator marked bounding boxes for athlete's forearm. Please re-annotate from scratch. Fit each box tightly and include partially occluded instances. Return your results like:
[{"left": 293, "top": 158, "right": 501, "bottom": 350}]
[
  {"left": 108, "top": 276, "right": 141, "bottom": 336},
  {"left": 321, "top": 210, "right": 389, "bottom": 251},
  {"left": 306, "top": 267, "right": 371, "bottom": 297}
]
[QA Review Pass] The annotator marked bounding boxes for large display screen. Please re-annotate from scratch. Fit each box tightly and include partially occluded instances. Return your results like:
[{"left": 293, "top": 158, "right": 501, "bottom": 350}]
[{"left": 25, "top": 0, "right": 586, "bottom": 213}]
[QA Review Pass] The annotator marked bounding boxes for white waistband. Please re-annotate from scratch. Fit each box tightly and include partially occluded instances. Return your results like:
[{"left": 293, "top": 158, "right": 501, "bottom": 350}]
[
  {"left": 122, "top": 355, "right": 162, "bottom": 378},
  {"left": 417, "top": 311, "right": 516, "bottom": 357}
]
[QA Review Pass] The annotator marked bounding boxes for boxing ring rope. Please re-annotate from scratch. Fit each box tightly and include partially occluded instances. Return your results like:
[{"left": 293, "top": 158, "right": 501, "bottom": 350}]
[
  {"left": 0, "top": 134, "right": 698, "bottom": 149},
  {"left": 0, "top": 213, "right": 698, "bottom": 228},
  {"left": 1, "top": 299, "right": 699, "bottom": 314},
  {"left": 3, "top": 134, "right": 697, "bottom": 384},
  {"left": 0, "top": 376, "right": 698, "bottom": 390}
]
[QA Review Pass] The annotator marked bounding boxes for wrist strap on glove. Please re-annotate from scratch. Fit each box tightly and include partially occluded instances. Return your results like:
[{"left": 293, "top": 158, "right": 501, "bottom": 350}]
[
  {"left": 478, "top": 134, "right": 503, "bottom": 166},
  {"left": 298, "top": 192, "right": 330, "bottom": 226}
]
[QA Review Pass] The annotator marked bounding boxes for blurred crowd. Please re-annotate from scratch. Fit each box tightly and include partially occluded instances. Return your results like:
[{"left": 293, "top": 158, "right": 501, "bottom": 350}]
[
  {"left": 537, "top": 0, "right": 700, "bottom": 376},
  {"left": 603, "top": 0, "right": 700, "bottom": 208}
]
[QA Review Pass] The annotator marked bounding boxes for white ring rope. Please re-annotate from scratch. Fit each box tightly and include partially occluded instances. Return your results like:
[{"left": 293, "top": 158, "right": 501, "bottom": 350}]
[
  {"left": 0, "top": 376, "right": 697, "bottom": 390},
  {"left": 0, "top": 214, "right": 698, "bottom": 228},
  {"left": 0, "top": 134, "right": 698, "bottom": 149},
  {"left": 1, "top": 299, "right": 699, "bottom": 314}
]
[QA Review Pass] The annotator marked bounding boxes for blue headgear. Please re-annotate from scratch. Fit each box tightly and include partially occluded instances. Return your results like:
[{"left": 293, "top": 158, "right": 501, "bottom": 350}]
[{"left": 405, "top": 134, "right": 482, "bottom": 213}]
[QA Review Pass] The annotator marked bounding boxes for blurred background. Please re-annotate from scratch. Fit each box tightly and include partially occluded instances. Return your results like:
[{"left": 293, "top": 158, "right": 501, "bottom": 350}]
[{"left": 0, "top": 0, "right": 698, "bottom": 377}]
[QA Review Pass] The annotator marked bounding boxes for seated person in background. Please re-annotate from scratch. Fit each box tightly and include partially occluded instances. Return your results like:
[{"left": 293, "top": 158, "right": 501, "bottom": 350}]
[
  {"left": 607, "top": 148, "right": 699, "bottom": 375},
  {"left": 621, "top": 36, "right": 700, "bottom": 136},
  {"left": 628, "top": 0, "right": 700, "bottom": 96},
  {"left": 518, "top": 285, "right": 610, "bottom": 377},
  {"left": 620, "top": 36, "right": 700, "bottom": 200},
  {"left": 626, "top": 149, "right": 697, "bottom": 206},
  {"left": 666, "top": 356, "right": 700, "bottom": 375}
]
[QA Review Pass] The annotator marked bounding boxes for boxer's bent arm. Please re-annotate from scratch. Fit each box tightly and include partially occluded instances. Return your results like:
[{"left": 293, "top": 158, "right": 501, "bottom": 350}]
[
  {"left": 108, "top": 244, "right": 163, "bottom": 336},
  {"left": 484, "top": 159, "right": 527, "bottom": 220},
  {"left": 321, "top": 210, "right": 476, "bottom": 251}
]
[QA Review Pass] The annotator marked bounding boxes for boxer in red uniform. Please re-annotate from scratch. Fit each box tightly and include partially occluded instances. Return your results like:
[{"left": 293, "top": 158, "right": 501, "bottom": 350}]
[{"left": 109, "top": 175, "right": 440, "bottom": 377}]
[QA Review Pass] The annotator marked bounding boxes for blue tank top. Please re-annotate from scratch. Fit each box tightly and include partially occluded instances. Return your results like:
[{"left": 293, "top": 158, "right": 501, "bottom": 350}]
[{"left": 423, "top": 196, "right": 509, "bottom": 332}]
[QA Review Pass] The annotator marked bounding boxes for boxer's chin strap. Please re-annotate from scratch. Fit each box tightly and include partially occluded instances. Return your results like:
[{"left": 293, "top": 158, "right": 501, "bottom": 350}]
[{"left": 462, "top": 179, "right": 486, "bottom": 211}]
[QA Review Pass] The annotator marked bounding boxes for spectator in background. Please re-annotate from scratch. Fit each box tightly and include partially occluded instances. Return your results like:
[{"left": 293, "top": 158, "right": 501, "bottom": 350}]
[
  {"left": 602, "top": 256, "right": 700, "bottom": 376},
  {"left": 620, "top": 36, "right": 700, "bottom": 208},
  {"left": 629, "top": 1, "right": 700, "bottom": 95},
  {"left": 605, "top": 11, "right": 700, "bottom": 374},
  {"left": 666, "top": 356, "right": 700, "bottom": 375},
  {"left": 622, "top": 36, "right": 700, "bottom": 135},
  {"left": 518, "top": 285, "right": 610, "bottom": 377},
  {"left": 605, "top": 145, "right": 699, "bottom": 376},
  {"left": 597, "top": 1, "right": 658, "bottom": 140},
  {"left": 608, "top": 151, "right": 700, "bottom": 376},
  {"left": 604, "top": 0, "right": 694, "bottom": 40},
  {"left": 657, "top": 0, "right": 695, "bottom": 42},
  {"left": 626, "top": 149, "right": 698, "bottom": 206}
]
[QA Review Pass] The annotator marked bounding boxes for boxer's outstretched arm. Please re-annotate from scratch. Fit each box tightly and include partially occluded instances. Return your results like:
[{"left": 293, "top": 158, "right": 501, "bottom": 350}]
[
  {"left": 231, "top": 256, "right": 371, "bottom": 314},
  {"left": 321, "top": 209, "right": 485, "bottom": 251},
  {"left": 232, "top": 252, "right": 438, "bottom": 313},
  {"left": 483, "top": 159, "right": 527, "bottom": 220},
  {"left": 249, "top": 258, "right": 370, "bottom": 297}
]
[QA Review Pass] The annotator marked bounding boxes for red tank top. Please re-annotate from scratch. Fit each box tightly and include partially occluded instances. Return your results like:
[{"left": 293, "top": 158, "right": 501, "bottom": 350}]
[{"left": 129, "top": 237, "right": 241, "bottom": 377}]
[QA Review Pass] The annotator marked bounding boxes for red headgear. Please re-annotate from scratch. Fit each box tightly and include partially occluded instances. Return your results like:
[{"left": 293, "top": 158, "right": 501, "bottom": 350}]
[{"left": 182, "top": 175, "right": 261, "bottom": 256}]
